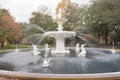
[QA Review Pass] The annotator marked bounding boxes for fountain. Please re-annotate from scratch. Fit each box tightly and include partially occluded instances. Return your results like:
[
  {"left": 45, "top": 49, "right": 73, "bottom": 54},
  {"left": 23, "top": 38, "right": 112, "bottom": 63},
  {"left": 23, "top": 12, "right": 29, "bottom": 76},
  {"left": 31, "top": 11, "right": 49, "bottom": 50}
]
[
  {"left": 0, "top": 8, "right": 120, "bottom": 80},
  {"left": 44, "top": 8, "right": 76, "bottom": 56},
  {"left": 15, "top": 43, "right": 19, "bottom": 52}
]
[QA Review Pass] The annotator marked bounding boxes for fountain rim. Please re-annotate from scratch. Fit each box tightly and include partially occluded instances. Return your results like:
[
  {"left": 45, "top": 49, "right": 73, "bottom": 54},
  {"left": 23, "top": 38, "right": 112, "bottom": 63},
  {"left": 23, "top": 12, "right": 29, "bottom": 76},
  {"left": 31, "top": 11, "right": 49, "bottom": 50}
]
[
  {"left": 44, "top": 31, "right": 76, "bottom": 35},
  {"left": 44, "top": 31, "right": 76, "bottom": 38},
  {"left": 0, "top": 70, "right": 120, "bottom": 78}
]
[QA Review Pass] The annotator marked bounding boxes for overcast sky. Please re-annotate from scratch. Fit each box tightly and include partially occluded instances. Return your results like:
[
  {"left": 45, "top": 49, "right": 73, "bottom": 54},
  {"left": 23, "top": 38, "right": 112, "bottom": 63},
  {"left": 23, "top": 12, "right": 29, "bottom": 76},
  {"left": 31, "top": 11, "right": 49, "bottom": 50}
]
[{"left": 0, "top": 0, "right": 90, "bottom": 22}]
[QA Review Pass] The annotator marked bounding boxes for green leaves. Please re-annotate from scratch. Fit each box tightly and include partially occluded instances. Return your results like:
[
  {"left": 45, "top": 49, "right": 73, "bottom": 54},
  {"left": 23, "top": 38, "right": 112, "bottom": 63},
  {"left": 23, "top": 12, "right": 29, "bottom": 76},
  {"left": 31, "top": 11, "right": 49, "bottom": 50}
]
[
  {"left": 85, "top": 0, "right": 120, "bottom": 44},
  {"left": 29, "top": 6, "right": 57, "bottom": 32}
]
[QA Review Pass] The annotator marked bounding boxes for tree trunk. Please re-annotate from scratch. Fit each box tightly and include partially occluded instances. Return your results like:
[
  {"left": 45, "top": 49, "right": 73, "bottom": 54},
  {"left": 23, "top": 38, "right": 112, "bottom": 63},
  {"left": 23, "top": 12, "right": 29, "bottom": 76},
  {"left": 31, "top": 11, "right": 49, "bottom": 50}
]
[
  {"left": 105, "top": 30, "right": 108, "bottom": 45},
  {"left": 0, "top": 40, "right": 4, "bottom": 48},
  {"left": 0, "top": 38, "right": 4, "bottom": 48},
  {"left": 98, "top": 32, "right": 101, "bottom": 43}
]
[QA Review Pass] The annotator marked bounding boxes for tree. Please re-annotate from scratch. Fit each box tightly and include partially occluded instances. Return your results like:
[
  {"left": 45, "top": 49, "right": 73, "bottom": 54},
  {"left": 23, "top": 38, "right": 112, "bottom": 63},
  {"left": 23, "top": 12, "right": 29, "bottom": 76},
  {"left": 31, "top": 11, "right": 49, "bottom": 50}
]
[
  {"left": 56, "top": 0, "right": 87, "bottom": 31},
  {"left": 0, "top": 8, "right": 8, "bottom": 47},
  {"left": 0, "top": 8, "right": 21, "bottom": 48},
  {"left": 64, "top": 4, "right": 88, "bottom": 31},
  {"left": 3, "top": 15, "right": 22, "bottom": 43},
  {"left": 0, "top": 8, "right": 8, "bottom": 26},
  {"left": 56, "top": 0, "right": 71, "bottom": 17},
  {"left": 28, "top": 6, "right": 57, "bottom": 44},
  {"left": 86, "top": 0, "right": 120, "bottom": 44},
  {"left": 29, "top": 5, "right": 57, "bottom": 32}
]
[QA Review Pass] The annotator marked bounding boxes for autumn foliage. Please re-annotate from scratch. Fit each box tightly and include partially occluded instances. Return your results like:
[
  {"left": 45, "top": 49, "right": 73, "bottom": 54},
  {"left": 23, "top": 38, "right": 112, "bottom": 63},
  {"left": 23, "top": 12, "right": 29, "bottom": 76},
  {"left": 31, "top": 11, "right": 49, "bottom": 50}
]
[
  {"left": 56, "top": 0, "right": 71, "bottom": 17},
  {"left": 0, "top": 8, "right": 22, "bottom": 48}
]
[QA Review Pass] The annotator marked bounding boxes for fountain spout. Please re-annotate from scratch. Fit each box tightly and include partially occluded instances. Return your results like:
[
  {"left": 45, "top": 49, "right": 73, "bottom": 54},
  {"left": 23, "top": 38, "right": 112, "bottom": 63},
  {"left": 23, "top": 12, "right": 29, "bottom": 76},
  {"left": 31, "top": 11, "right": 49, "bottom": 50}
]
[
  {"left": 79, "top": 44, "right": 87, "bottom": 57},
  {"left": 15, "top": 43, "right": 19, "bottom": 52},
  {"left": 42, "top": 44, "right": 51, "bottom": 67},
  {"left": 45, "top": 43, "right": 50, "bottom": 55},
  {"left": 111, "top": 42, "right": 116, "bottom": 53},
  {"left": 75, "top": 43, "right": 80, "bottom": 55},
  {"left": 42, "top": 54, "right": 51, "bottom": 67},
  {"left": 32, "top": 44, "right": 41, "bottom": 56}
]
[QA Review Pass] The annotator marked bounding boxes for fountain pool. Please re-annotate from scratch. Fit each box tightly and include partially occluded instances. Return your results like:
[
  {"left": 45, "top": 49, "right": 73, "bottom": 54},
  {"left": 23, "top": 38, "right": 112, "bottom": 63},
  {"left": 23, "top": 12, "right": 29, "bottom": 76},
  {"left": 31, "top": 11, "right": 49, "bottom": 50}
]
[{"left": 0, "top": 48, "right": 120, "bottom": 79}]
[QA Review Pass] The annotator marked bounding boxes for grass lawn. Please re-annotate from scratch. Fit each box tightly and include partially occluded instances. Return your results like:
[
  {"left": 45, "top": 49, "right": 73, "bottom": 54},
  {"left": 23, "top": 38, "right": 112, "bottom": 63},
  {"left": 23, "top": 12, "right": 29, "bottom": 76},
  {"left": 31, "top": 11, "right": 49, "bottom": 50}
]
[{"left": 0, "top": 45, "right": 30, "bottom": 52}]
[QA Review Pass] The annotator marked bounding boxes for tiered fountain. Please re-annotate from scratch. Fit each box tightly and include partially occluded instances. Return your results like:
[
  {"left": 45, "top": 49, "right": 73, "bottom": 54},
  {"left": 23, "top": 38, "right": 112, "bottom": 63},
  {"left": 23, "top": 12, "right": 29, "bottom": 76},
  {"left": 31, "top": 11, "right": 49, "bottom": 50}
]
[{"left": 44, "top": 9, "right": 75, "bottom": 56}]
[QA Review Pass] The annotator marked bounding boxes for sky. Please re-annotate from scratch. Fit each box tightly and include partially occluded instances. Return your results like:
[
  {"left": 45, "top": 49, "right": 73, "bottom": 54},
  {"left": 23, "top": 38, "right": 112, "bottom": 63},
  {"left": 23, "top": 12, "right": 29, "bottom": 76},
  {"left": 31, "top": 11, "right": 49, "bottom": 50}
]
[{"left": 0, "top": 0, "right": 90, "bottom": 22}]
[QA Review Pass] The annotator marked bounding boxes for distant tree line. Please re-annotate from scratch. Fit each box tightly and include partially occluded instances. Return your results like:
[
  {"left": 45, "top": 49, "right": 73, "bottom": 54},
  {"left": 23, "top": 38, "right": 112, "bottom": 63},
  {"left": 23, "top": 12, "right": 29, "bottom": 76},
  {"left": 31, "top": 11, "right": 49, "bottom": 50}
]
[{"left": 28, "top": 0, "right": 120, "bottom": 45}]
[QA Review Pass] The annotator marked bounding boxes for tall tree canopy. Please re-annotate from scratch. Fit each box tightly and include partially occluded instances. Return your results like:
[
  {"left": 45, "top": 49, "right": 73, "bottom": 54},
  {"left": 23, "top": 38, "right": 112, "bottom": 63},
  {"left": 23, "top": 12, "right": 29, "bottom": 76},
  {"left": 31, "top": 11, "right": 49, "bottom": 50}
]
[
  {"left": 28, "top": 6, "right": 57, "bottom": 44},
  {"left": 0, "top": 8, "right": 21, "bottom": 47},
  {"left": 56, "top": 0, "right": 71, "bottom": 17},
  {"left": 29, "top": 5, "right": 57, "bottom": 32},
  {"left": 56, "top": 0, "right": 86, "bottom": 31},
  {"left": 85, "top": 0, "right": 120, "bottom": 44}
]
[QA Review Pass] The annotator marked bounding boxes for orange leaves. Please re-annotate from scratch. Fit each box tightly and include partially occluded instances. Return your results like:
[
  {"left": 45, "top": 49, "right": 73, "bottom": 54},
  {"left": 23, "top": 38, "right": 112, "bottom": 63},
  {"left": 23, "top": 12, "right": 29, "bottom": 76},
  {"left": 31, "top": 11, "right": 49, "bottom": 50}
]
[
  {"left": 2, "top": 15, "right": 21, "bottom": 31},
  {"left": 56, "top": 0, "right": 71, "bottom": 16},
  {"left": 0, "top": 11, "right": 22, "bottom": 43}
]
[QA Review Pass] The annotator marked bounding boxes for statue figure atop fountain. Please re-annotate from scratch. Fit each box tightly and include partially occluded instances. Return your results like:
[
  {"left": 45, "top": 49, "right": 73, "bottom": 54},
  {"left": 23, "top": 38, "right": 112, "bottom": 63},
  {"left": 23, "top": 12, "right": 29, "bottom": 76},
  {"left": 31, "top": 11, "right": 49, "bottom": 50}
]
[
  {"left": 54, "top": 8, "right": 67, "bottom": 31},
  {"left": 57, "top": 8, "right": 62, "bottom": 18}
]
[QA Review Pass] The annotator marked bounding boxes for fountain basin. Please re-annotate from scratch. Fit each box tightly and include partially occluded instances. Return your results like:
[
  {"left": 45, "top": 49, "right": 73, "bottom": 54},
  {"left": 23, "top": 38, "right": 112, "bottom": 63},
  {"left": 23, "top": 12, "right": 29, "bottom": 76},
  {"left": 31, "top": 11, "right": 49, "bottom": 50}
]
[
  {"left": 0, "top": 48, "right": 120, "bottom": 79},
  {"left": 0, "top": 70, "right": 120, "bottom": 80},
  {"left": 44, "top": 31, "right": 76, "bottom": 55},
  {"left": 44, "top": 31, "right": 76, "bottom": 38}
]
